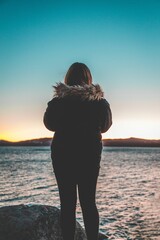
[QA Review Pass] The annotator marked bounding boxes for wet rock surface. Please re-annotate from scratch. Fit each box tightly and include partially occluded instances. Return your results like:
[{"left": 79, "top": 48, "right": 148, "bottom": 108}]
[{"left": 0, "top": 204, "right": 107, "bottom": 240}]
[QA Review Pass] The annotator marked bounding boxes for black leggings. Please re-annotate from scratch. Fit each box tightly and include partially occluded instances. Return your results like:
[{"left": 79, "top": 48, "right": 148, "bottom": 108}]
[{"left": 54, "top": 167, "right": 100, "bottom": 240}]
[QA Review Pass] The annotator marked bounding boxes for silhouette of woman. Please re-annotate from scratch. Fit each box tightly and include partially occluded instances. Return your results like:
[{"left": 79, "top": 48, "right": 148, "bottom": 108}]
[{"left": 43, "top": 62, "right": 112, "bottom": 240}]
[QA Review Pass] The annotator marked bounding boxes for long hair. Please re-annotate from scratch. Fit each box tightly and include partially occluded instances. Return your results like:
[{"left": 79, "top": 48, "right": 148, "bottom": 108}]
[{"left": 64, "top": 62, "right": 92, "bottom": 86}]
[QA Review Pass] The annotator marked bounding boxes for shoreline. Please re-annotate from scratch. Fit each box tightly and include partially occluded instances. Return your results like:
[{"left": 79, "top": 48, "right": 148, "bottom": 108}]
[{"left": 0, "top": 137, "right": 160, "bottom": 147}]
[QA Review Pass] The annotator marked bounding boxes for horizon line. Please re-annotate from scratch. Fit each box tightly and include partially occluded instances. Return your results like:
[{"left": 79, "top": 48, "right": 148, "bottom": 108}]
[{"left": 1, "top": 136, "right": 160, "bottom": 143}]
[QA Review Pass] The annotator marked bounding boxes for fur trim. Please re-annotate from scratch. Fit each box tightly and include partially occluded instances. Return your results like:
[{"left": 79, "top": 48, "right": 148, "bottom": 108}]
[{"left": 53, "top": 82, "right": 104, "bottom": 101}]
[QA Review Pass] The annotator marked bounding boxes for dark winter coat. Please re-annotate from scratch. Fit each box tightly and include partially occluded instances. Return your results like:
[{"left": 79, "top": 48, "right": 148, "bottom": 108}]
[{"left": 43, "top": 83, "right": 112, "bottom": 176}]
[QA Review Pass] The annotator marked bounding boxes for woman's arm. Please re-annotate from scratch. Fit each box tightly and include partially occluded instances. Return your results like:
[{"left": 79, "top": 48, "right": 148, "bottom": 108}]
[
  {"left": 99, "top": 99, "right": 112, "bottom": 133},
  {"left": 43, "top": 99, "right": 58, "bottom": 131}
]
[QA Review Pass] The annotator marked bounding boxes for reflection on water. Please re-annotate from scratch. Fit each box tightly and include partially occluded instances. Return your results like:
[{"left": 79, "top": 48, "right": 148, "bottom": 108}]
[{"left": 0, "top": 146, "right": 160, "bottom": 239}]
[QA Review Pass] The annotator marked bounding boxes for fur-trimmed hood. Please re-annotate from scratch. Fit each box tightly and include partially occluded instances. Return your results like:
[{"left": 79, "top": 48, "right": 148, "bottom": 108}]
[{"left": 53, "top": 82, "right": 104, "bottom": 101}]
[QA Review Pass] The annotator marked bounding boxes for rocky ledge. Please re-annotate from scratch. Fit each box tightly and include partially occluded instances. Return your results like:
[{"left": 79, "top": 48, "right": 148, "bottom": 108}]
[{"left": 0, "top": 204, "right": 108, "bottom": 240}]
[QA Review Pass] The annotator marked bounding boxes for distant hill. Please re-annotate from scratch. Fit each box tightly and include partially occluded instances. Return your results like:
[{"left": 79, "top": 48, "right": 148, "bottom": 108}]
[
  {"left": 0, "top": 137, "right": 160, "bottom": 147},
  {"left": 0, "top": 138, "right": 52, "bottom": 146},
  {"left": 103, "top": 137, "right": 160, "bottom": 147}
]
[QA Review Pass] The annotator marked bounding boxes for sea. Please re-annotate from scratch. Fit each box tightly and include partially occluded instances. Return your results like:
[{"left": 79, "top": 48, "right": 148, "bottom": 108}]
[{"left": 0, "top": 146, "right": 160, "bottom": 240}]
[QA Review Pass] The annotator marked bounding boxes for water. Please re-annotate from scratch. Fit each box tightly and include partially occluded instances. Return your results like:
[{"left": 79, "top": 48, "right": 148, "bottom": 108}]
[{"left": 0, "top": 146, "right": 160, "bottom": 240}]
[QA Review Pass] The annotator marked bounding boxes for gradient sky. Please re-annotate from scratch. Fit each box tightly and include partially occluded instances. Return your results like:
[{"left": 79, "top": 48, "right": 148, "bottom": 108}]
[{"left": 0, "top": 0, "right": 160, "bottom": 141}]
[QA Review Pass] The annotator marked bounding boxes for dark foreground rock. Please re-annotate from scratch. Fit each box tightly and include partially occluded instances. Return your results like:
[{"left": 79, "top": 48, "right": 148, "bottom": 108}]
[{"left": 0, "top": 204, "right": 108, "bottom": 240}]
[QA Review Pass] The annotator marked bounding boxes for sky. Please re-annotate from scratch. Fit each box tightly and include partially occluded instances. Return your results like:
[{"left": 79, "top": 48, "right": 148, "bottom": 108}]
[{"left": 0, "top": 0, "right": 160, "bottom": 141}]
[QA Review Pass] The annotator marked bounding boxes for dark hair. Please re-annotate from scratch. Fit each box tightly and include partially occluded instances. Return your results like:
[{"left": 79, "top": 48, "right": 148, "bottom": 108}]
[{"left": 64, "top": 62, "right": 92, "bottom": 86}]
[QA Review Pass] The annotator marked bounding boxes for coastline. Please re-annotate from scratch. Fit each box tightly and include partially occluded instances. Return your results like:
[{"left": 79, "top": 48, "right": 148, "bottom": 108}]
[{"left": 0, "top": 137, "right": 160, "bottom": 147}]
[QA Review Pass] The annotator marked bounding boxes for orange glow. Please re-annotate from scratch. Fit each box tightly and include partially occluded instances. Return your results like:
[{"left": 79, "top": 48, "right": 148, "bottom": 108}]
[
  {"left": 0, "top": 124, "right": 53, "bottom": 142},
  {"left": 1, "top": 119, "right": 160, "bottom": 142}
]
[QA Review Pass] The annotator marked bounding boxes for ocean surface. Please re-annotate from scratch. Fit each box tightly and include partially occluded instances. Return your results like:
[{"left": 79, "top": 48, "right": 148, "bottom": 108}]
[{"left": 0, "top": 146, "right": 160, "bottom": 240}]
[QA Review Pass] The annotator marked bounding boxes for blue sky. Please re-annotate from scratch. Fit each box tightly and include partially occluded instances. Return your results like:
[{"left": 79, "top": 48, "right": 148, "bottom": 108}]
[{"left": 0, "top": 0, "right": 160, "bottom": 140}]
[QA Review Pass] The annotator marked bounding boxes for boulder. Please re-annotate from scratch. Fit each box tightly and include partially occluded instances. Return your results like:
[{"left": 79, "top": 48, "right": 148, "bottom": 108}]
[{"left": 0, "top": 204, "right": 108, "bottom": 240}]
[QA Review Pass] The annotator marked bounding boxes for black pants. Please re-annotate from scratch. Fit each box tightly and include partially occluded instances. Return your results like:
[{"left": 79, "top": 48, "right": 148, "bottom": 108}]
[{"left": 54, "top": 166, "right": 100, "bottom": 240}]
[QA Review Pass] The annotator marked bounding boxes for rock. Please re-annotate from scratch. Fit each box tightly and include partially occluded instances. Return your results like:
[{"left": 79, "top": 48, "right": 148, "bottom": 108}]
[
  {"left": 0, "top": 204, "right": 86, "bottom": 240},
  {"left": 0, "top": 204, "right": 108, "bottom": 240}
]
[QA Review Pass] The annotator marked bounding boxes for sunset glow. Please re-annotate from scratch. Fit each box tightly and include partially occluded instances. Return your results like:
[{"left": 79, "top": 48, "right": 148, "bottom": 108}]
[{"left": 0, "top": 1, "right": 160, "bottom": 142}]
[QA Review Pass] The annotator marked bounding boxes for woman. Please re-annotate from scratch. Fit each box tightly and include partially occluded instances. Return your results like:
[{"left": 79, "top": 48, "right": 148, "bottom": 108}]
[{"left": 43, "top": 62, "right": 112, "bottom": 240}]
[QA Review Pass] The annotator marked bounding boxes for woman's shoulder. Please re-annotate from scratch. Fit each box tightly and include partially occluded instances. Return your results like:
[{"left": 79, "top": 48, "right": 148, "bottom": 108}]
[
  {"left": 96, "top": 98, "right": 110, "bottom": 107},
  {"left": 47, "top": 97, "right": 62, "bottom": 106}
]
